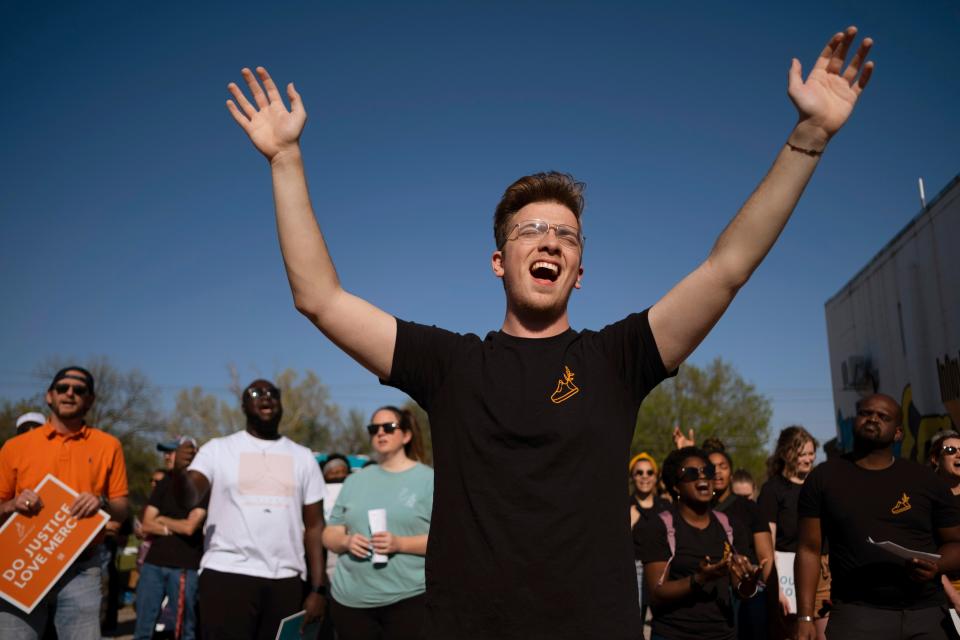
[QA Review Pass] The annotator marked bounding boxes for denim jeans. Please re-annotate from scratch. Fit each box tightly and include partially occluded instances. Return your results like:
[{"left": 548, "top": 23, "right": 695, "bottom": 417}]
[
  {"left": 0, "top": 545, "right": 105, "bottom": 640},
  {"left": 133, "top": 563, "right": 199, "bottom": 640}
]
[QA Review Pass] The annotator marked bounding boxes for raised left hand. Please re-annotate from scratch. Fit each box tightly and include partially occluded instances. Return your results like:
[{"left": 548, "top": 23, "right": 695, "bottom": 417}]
[
  {"left": 672, "top": 425, "right": 695, "bottom": 449},
  {"left": 788, "top": 26, "right": 874, "bottom": 145}
]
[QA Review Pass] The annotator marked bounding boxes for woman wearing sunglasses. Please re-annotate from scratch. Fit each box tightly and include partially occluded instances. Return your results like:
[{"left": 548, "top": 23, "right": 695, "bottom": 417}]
[
  {"left": 702, "top": 439, "right": 774, "bottom": 640},
  {"left": 930, "top": 431, "right": 960, "bottom": 601},
  {"left": 630, "top": 452, "right": 670, "bottom": 528},
  {"left": 322, "top": 406, "right": 433, "bottom": 639},
  {"left": 636, "top": 446, "right": 763, "bottom": 640},
  {"left": 629, "top": 452, "right": 671, "bottom": 629},
  {"left": 930, "top": 431, "right": 960, "bottom": 497}
]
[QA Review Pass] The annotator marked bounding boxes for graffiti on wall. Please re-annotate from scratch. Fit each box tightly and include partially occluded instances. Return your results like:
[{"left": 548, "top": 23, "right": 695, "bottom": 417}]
[
  {"left": 939, "top": 351, "right": 960, "bottom": 427},
  {"left": 900, "top": 384, "right": 955, "bottom": 464}
]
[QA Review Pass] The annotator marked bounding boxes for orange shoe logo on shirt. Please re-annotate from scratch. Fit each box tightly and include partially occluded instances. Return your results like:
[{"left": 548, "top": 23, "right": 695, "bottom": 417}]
[
  {"left": 891, "top": 493, "right": 912, "bottom": 515},
  {"left": 550, "top": 366, "right": 580, "bottom": 404}
]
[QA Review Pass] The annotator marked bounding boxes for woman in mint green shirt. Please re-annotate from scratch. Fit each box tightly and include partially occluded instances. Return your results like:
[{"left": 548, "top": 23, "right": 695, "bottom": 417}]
[{"left": 322, "top": 406, "right": 433, "bottom": 639}]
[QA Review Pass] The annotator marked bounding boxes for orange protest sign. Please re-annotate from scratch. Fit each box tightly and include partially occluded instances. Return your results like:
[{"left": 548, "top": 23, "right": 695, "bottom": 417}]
[{"left": 0, "top": 474, "right": 109, "bottom": 613}]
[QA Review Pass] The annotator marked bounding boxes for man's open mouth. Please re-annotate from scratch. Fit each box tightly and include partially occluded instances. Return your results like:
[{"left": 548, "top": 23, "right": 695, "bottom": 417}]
[{"left": 530, "top": 260, "right": 560, "bottom": 283}]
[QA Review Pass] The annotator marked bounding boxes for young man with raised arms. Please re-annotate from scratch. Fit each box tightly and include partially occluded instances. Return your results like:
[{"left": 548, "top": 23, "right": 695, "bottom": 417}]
[{"left": 225, "top": 27, "right": 873, "bottom": 639}]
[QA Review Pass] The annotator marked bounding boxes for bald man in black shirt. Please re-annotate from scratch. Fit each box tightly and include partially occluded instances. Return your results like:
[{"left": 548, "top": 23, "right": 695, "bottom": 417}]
[{"left": 796, "top": 394, "right": 960, "bottom": 640}]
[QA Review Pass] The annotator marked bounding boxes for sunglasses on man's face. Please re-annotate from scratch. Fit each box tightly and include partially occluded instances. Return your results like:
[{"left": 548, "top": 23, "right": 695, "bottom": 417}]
[
  {"left": 941, "top": 446, "right": 959, "bottom": 456},
  {"left": 367, "top": 422, "right": 400, "bottom": 436},
  {"left": 633, "top": 469, "right": 655, "bottom": 477},
  {"left": 677, "top": 463, "right": 716, "bottom": 483},
  {"left": 246, "top": 387, "right": 280, "bottom": 400},
  {"left": 54, "top": 383, "right": 89, "bottom": 397}
]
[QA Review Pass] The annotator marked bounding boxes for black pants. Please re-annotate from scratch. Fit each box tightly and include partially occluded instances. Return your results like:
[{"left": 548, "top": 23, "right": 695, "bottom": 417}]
[
  {"left": 199, "top": 569, "right": 304, "bottom": 640},
  {"left": 825, "top": 601, "right": 959, "bottom": 640},
  {"left": 330, "top": 594, "right": 425, "bottom": 640}
]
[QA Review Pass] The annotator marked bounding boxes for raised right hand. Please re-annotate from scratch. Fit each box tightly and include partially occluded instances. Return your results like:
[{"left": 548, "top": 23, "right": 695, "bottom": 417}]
[{"left": 226, "top": 67, "right": 307, "bottom": 162}]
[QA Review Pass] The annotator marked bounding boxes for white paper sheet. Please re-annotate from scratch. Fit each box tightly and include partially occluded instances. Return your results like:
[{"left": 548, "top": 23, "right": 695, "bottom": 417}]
[{"left": 866, "top": 537, "right": 941, "bottom": 562}]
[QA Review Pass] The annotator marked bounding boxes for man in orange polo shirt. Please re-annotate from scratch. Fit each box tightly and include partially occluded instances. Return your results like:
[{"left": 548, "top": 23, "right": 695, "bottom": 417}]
[{"left": 0, "top": 366, "right": 129, "bottom": 640}]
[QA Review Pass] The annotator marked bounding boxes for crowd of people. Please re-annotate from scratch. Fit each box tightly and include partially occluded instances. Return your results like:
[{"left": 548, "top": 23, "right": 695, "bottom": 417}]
[
  {"left": 4, "top": 372, "right": 960, "bottom": 640},
  {"left": 0, "top": 369, "right": 435, "bottom": 640},
  {"left": 6, "top": 21, "right": 958, "bottom": 640}
]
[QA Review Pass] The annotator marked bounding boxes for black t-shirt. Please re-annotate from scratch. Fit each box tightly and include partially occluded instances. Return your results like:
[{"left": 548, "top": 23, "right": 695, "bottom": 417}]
[
  {"left": 385, "top": 311, "right": 672, "bottom": 639},
  {"left": 715, "top": 493, "right": 766, "bottom": 563},
  {"left": 632, "top": 494, "right": 671, "bottom": 525},
  {"left": 797, "top": 455, "right": 960, "bottom": 609},
  {"left": 143, "top": 476, "right": 207, "bottom": 569},
  {"left": 636, "top": 507, "right": 751, "bottom": 640},
  {"left": 758, "top": 474, "right": 802, "bottom": 552},
  {"left": 632, "top": 495, "right": 671, "bottom": 565}
]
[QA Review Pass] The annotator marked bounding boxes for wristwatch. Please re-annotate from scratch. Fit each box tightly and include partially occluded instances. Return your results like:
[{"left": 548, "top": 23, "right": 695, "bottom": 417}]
[
  {"left": 311, "top": 584, "right": 328, "bottom": 597},
  {"left": 797, "top": 615, "right": 815, "bottom": 623}
]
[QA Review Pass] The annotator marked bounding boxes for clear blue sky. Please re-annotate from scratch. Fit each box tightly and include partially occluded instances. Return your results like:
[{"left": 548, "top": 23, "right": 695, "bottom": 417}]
[{"left": 2, "top": 1, "right": 958, "bottom": 448}]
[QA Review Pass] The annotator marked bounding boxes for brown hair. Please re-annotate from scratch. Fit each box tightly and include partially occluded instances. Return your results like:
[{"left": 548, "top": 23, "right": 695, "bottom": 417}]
[
  {"left": 374, "top": 405, "right": 425, "bottom": 462},
  {"left": 493, "top": 172, "right": 585, "bottom": 249},
  {"left": 767, "top": 425, "right": 818, "bottom": 480}
]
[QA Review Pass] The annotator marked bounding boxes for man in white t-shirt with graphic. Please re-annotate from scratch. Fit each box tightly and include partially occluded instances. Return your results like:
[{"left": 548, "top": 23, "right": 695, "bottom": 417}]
[{"left": 173, "top": 379, "right": 327, "bottom": 639}]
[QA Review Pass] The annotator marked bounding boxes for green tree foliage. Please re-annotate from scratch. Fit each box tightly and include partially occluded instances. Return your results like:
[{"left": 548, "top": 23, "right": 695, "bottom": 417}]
[
  {"left": 167, "top": 386, "right": 242, "bottom": 442},
  {"left": 631, "top": 357, "right": 772, "bottom": 481},
  {"left": 167, "top": 368, "right": 346, "bottom": 453},
  {"left": 273, "top": 369, "right": 340, "bottom": 452},
  {"left": 4, "top": 358, "right": 430, "bottom": 508},
  {"left": 331, "top": 409, "right": 374, "bottom": 458}
]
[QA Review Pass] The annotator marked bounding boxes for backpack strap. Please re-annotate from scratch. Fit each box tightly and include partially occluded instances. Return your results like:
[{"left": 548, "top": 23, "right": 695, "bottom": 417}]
[
  {"left": 656, "top": 510, "right": 676, "bottom": 586},
  {"left": 656, "top": 509, "right": 737, "bottom": 586},
  {"left": 712, "top": 510, "right": 735, "bottom": 547}
]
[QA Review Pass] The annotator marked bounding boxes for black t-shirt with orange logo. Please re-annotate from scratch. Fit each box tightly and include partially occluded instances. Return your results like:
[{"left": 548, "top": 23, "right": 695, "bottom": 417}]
[
  {"left": 384, "top": 310, "right": 672, "bottom": 639},
  {"left": 798, "top": 455, "right": 960, "bottom": 609}
]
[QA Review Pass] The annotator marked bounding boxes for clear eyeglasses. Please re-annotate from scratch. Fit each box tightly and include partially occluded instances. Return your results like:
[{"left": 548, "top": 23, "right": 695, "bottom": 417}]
[{"left": 501, "top": 219, "right": 584, "bottom": 250}]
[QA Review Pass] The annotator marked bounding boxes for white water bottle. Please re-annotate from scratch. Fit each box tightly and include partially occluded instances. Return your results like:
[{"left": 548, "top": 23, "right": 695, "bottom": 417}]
[{"left": 368, "top": 509, "right": 388, "bottom": 564}]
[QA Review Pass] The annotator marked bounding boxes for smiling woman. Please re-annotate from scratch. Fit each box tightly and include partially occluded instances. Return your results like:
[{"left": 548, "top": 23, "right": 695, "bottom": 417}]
[
  {"left": 930, "top": 431, "right": 960, "bottom": 497},
  {"left": 758, "top": 425, "right": 826, "bottom": 639},
  {"left": 635, "top": 446, "right": 762, "bottom": 640}
]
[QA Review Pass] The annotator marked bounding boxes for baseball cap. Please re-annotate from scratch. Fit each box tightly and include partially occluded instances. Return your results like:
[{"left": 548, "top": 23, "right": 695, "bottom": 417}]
[
  {"left": 15, "top": 412, "right": 47, "bottom": 434},
  {"left": 48, "top": 366, "right": 95, "bottom": 394},
  {"left": 157, "top": 435, "right": 198, "bottom": 452}
]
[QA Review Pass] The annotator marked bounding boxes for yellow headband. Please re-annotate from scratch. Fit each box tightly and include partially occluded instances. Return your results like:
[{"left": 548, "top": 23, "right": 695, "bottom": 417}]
[{"left": 628, "top": 452, "right": 658, "bottom": 476}]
